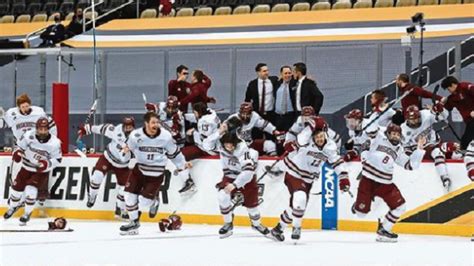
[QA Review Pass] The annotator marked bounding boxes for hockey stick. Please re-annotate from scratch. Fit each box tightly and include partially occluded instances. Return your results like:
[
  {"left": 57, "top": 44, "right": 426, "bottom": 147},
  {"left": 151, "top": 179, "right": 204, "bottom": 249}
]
[
  {"left": 141, "top": 93, "right": 175, "bottom": 133},
  {"left": 75, "top": 100, "right": 98, "bottom": 153},
  {"left": 0, "top": 228, "right": 74, "bottom": 233},
  {"left": 361, "top": 88, "right": 415, "bottom": 132},
  {"left": 257, "top": 151, "right": 288, "bottom": 183},
  {"left": 431, "top": 84, "right": 462, "bottom": 142}
]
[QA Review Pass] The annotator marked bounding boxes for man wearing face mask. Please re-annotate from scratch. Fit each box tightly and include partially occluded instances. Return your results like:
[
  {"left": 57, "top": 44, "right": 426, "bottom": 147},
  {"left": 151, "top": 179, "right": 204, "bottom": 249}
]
[
  {"left": 3, "top": 118, "right": 62, "bottom": 226},
  {"left": 39, "top": 14, "right": 65, "bottom": 47},
  {"left": 66, "top": 8, "right": 87, "bottom": 37},
  {"left": 78, "top": 117, "right": 136, "bottom": 220}
]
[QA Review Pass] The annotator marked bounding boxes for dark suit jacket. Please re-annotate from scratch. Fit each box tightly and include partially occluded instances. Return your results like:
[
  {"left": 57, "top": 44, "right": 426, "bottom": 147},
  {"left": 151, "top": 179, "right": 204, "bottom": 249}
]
[
  {"left": 245, "top": 76, "right": 279, "bottom": 112},
  {"left": 290, "top": 77, "right": 324, "bottom": 115},
  {"left": 273, "top": 79, "right": 297, "bottom": 112}
]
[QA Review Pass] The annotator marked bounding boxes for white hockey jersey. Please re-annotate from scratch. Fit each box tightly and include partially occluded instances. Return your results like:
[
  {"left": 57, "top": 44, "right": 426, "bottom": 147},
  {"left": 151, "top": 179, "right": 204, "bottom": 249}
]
[
  {"left": 16, "top": 130, "right": 62, "bottom": 173},
  {"left": 368, "top": 108, "right": 396, "bottom": 128},
  {"left": 226, "top": 111, "right": 275, "bottom": 144},
  {"left": 401, "top": 109, "right": 448, "bottom": 153},
  {"left": 185, "top": 109, "right": 220, "bottom": 151},
  {"left": 0, "top": 106, "right": 57, "bottom": 141},
  {"left": 156, "top": 102, "right": 186, "bottom": 145},
  {"left": 91, "top": 124, "right": 131, "bottom": 168},
  {"left": 347, "top": 118, "right": 379, "bottom": 155},
  {"left": 127, "top": 128, "right": 186, "bottom": 177},
  {"left": 203, "top": 131, "right": 258, "bottom": 188},
  {"left": 362, "top": 131, "right": 425, "bottom": 184},
  {"left": 284, "top": 127, "right": 348, "bottom": 184},
  {"left": 285, "top": 116, "right": 341, "bottom": 149}
]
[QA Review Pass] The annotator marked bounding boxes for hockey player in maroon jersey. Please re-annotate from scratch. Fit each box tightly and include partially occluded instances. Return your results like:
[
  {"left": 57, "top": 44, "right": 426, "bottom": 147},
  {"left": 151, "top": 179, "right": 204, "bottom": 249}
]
[
  {"left": 352, "top": 123, "right": 427, "bottom": 242},
  {"left": 3, "top": 118, "right": 62, "bottom": 225}
]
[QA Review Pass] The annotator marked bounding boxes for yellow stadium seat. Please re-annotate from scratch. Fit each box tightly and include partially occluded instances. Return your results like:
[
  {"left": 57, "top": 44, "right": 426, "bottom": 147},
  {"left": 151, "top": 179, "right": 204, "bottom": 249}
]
[
  {"left": 195, "top": 7, "right": 213, "bottom": 16},
  {"left": 396, "top": 0, "right": 416, "bottom": 6},
  {"left": 252, "top": 4, "right": 270, "bottom": 13},
  {"left": 140, "top": 9, "right": 157, "bottom": 19},
  {"left": 214, "top": 6, "right": 231, "bottom": 15},
  {"left": 0, "top": 15, "right": 14, "bottom": 23},
  {"left": 333, "top": 0, "right": 352, "bottom": 9},
  {"left": 176, "top": 8, "right": 194, "bottom": 17},
  {"left": 65, "top": 12, "right": 74, "bottom": 21},
  {"left": 312, "top": 2, "right": 331, "bottom": 10},
  {"left": 16, "top": 14, "right": 31, "bottom": 23},
  {"left": 418, "top": 0, "right": 438, "bottom": 4},
  {"left": 158, "top": 8, "right": 176, "bottom": 17},
  {"left": 84, "top": 11, "right": 98, "bottom": 20},
  {"left": 440, "top": 0, "right": 461, "bottom": 4},
  {"left": 272, "top": 3, "right": 290, "bottom": 12},
  {"left": 354, "top": 0, "right": 372, "bottom": 8},
  {"left": 31, "top": 13, "right": 47, "bottom": 22},
  {"left": 374, "top": 0, "right": 394, "bottom": 7},
  {"left": 48, "top": 13, "right": 60, "bottom": 21},
  {"left": 464, "top": 0, "right": 474, "bottom": 3},
  {"left": 292, "top": 2, "right": 310, "bottom": 12},
  {"left": 232, "top": 5, "right": 251, "bottom": 15}
]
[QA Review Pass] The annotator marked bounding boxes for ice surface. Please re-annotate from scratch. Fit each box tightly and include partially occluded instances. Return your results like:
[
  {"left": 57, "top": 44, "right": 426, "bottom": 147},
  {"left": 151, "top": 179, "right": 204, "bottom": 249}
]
[{"left": 1, "top": 219, "right": 472, "bottom": 266}]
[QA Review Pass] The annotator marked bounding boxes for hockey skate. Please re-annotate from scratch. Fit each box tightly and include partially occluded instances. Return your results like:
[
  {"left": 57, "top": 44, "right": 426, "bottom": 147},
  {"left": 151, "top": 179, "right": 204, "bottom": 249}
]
[
  {"left": 114, "top": 205, "right": 129, "bottom": 221},
  {"left": 270, "top": 223, "right": 285, "bottom": 242},
  {"left": 219, "top": 223, "right": 233, "bottom": 239},
  {"left": 376, "top": 220, "right": 398, "bottom": 243},
  {"left": 440, "top": 175, "right": 451, "bottom": 191},
  {"left": 149, "top": 199, "right": 160, "bottom": 218},
  {"left": 3, "top": 205, "right": 20, "bottom": 220},
  {"left": 120, "top": 219, "right": 140, "bottom": 235},
  {"left": 19, "top": 212, "right": 32, "bottom": 226},
  {"left": 251, "top": 223, "right": 270, "bottom": 236},
  {"left": 178, "top": 178, "right": 197, "bottom": 196},
  {"left": 291, "top": 227, "right": 301, "bottom": 243},
  {"left": 86, "top": 193, "right": 97, "bottom": 208}
]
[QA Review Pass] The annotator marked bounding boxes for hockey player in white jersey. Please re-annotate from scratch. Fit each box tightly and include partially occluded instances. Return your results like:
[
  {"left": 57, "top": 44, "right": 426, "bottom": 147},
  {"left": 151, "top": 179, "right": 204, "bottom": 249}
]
[
  {"left": 465, "top": 141, "right": 474, "bottom": 181},
  {"left": 401, "top": 104, "right": 454, "bottom": 190},
  {"left": 226, "top": 102, "right": 284, "bottom": 156},
  {"left": 270, "top": 116, "right": 351, "bottom": 242},
  {"left": 177, "top": 102, "right": 221, "bottom": 194},
  {"left": 120, "top": 112, "right": 191, "bottom": 235},
  {"left": 352, "top": 123, "right": 426, "bottom": 242},
  {"left": 3, "top": 118, "right": 62, "bottom": 225},
  {"left": 343, "top": 108, "right": 380, "bottom": 162},
  {"left": 145, "top": 96, "right": 186, "bottom": 147},
  {"left": 203, "top": 118, "right": 269, "bottom": 238},
  {"left": 285, "top": 106, "right": 341, "bottom": 149},
  {"left": 78, "top": 117, "right": 135, "bottom": 219},
  {"left": 0, "top": 93, "right": 57, "bottom": 142}
]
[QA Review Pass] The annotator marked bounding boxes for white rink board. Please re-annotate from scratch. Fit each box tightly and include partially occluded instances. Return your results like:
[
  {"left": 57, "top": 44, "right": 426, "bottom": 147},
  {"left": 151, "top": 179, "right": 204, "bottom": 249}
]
[{"left": 0, "top": 155, "right": 471, "bottom": 223}]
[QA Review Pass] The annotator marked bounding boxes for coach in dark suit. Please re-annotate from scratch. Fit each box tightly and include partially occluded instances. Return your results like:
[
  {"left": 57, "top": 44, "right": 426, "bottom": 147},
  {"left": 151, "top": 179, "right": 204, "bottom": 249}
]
[
  {"left": 245, "top": 63, "right": 279, "bottom": 120},
  {"left": 273, "top": 65, "right": 297, "bottom": 131},
  {"left": 290, "top": 62, "right": 324, "bottom": 115}
]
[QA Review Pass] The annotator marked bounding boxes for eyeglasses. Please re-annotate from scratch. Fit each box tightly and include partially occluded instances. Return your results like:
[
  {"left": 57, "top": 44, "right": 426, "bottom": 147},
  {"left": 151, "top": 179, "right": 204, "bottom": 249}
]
[{"left": 183, "top": 72, "right": 189, "bottom": 75}]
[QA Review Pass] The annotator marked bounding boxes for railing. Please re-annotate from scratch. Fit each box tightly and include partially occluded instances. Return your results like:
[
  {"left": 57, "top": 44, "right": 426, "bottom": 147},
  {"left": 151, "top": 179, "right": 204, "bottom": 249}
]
[
  {"left": 82, "top": 0, "right": 105, "bottom": 33},
  {"left": 82, "top": 0, "right": 135, "bottom": 33}
]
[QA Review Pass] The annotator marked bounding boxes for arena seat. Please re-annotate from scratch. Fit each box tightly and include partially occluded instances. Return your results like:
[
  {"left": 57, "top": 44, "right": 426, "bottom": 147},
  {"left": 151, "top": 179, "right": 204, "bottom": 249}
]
[
  {"left": 0, "top": 14, "right": 14, "bottom": 23},
  {"left": 353, "top": 0, "right": 372, "bottom": 8},
  {"left": 140, "top": 8, "right": 157, "bottom": 18},
  {"left": 291, "top": 2, "right": 310, "bottom": 12},
  {"left": 31, "top": 13, "right": 47, "bottom": 22},
  {"left": 176, "top": 7, "right": 194, "bottom": 16},
  {"left": 195, "top": 7, "right": 213, "bottom": 16},
  {"left": 232, "top": 5, "right": 251, "bottom": 14},
  {"left": 252, "top": 4, "right": 270, "bottom": 13},
  {"left": 332, "top": 0, "right": 352, "bottom": 9},
  {"left": 214, "top": 6, "right": 232, "bottom": 15},
  {"left": 15, "top": 14, "right": 31, "bottom": 23},
  {"left": 374, "top": 0, "right": 394, "bottom": 7},
  {"left": 271, "top": 3, "right": 290, "bottom": 12},
  {"left": 311, "top": 2, "right": 331, "bottom": 10}
]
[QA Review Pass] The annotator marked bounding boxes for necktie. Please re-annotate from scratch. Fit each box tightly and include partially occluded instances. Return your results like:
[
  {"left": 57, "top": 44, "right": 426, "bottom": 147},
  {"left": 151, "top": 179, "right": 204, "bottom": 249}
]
[
  {"left": 260, "top": 80, "right": 266, "bottom": 114},
  {"left": 282, "top": 84, "right": 288, "bottom": 114}
]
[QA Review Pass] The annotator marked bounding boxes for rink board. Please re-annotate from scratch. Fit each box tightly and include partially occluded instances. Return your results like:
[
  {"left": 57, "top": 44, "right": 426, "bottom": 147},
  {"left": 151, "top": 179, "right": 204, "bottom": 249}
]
[{"left": 0, "top": 154, "right": 472, "bottom": 237}]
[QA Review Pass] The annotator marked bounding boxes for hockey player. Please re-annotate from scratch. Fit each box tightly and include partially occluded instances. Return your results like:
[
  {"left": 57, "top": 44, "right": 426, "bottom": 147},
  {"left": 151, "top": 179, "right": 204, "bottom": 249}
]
[
  {"left": 145, "top": 95, "right": 186, "bottom": 147},
  {"left": 78, "top": 117, "right": 136, "bottom": 219},
  {"left": 285, "top": 106, "right": 341, "bottom": 149},
  {"left": 343, "top": 108, "right": 381, "bottom": 162},
  {"left": 352, "top": 123, "right": 426, "bottom": 242},
  {"left": 465, "top": 141, "right": 474, "bottom": 181},
  {"left": 270, "top": 116, "right": 351, "bottom": 242},
  {"left": 177, "top": 102, "right": 221, "bottom": 194},
  {"left": 401, "top": 104, "right": 453, "bottom": 190},
  {"left": 3, "top": 118, "right": 62, "bottom": 225},
  {"left": 203, "top": 120, "right": 269, "bottom": 238},
  {"left": 369, "top": 89, "right": 397, "bottom": 126},
  {"left": 119, "top": 112, "right": 191, "bottom": 235},
  {"left": 0, "top": 94, "right": 57, "bottom": 206},
  {"left": 226, "top": 102, "right": 284, "bottom": 156}
]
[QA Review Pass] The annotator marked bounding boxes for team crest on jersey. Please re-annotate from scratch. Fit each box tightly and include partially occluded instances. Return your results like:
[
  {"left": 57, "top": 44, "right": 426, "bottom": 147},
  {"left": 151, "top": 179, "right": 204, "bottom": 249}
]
[
  {"left": 406, "top": 131, "right": 411, "bottom": 136},
  {"left": 359, "top": 203, "right": 365, "bottom": 209},
  {"left": 29, "top": 135, "right": 34, "bottom": 140},
  {"left": 108, "top": 126, "right": 115, "bottom": 131},
  {"left": 118, "top": 133, "right": 123, "bottom": 137},
  {"left": 134, "top": 133, "right": 141, "bottom": 138},
  {"left": 102, "top": 165, "right": 107, "bottom": 171}
]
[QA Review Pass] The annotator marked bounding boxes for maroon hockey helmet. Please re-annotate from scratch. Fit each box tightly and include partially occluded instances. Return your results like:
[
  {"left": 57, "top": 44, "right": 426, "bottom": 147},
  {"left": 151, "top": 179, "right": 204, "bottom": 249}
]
[
  {"left": 344, "top": 109, "right": 363, "bottom": 120},
  {"left": 310, "top": 116, "right": 328, "bottom": 134},
  {"left": 166, "top": 95, "right": 179, "bottom": 113},
  {"left": 36, "top": 117, "right": 49, "bottom": 130},
  {"left": 122, "top": 116, "right": 135, "bottom": 128},
  {"left": 404, "top": 105, "right": 420, "bottom": 120},
  {"left": 301, "top": 106, "right": 315, "bottom": 117}
]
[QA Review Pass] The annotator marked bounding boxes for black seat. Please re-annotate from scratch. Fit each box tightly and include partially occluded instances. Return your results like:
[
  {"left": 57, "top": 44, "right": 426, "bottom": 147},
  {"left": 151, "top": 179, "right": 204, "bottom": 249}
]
[
  {"left": 59, "top": 2, "right": 75, "bottom": 15},
  {"left": 11, "top": 2, "right": 26, "bottom": 16},
  {"left": 26, "top": 2, "right": 42, "bottom": 15},
  {"left": 42, "top": 0, "right": 59, "bottom": 15}
]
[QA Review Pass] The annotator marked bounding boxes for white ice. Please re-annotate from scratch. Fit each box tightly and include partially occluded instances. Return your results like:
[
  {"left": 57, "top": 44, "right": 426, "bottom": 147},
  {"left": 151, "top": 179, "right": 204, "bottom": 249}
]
[{"left": 0, "top": 219, "right": 472, "bottom": 266}]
